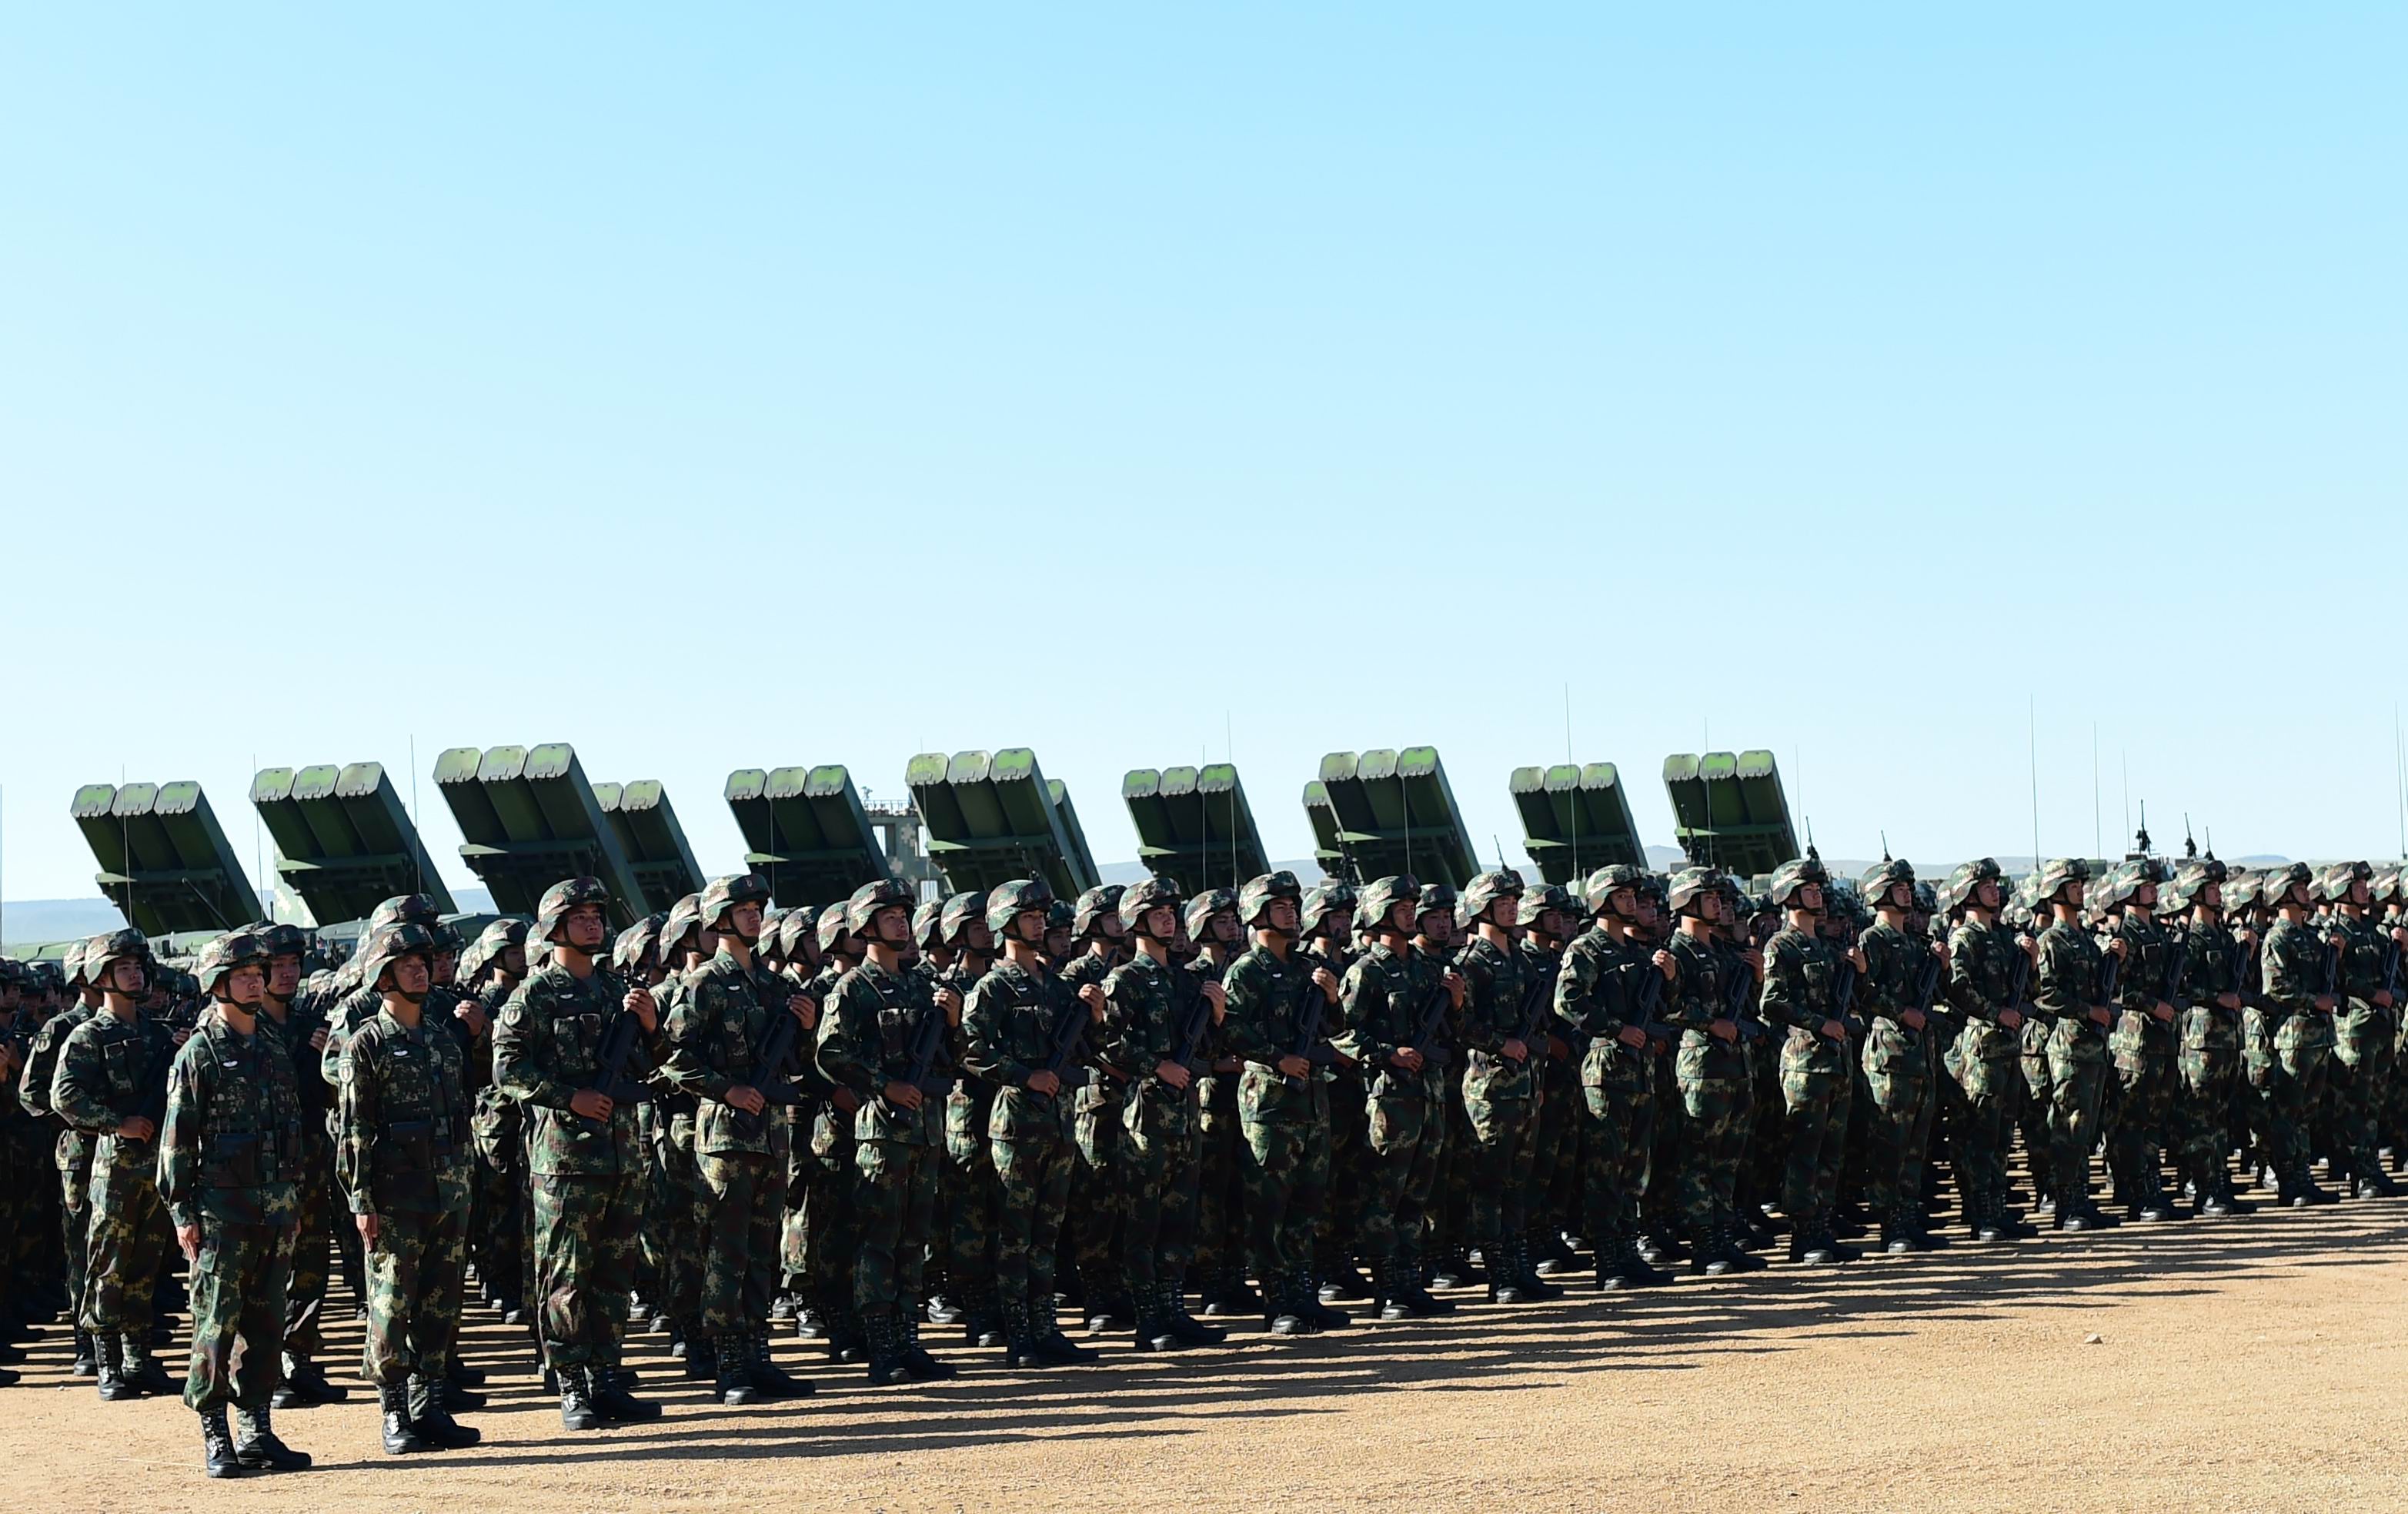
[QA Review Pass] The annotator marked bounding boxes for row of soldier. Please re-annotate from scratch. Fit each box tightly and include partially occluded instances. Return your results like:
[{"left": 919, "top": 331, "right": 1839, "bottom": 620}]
[{"left": 0, "top": 846, "right": 2400, "bottom": 1477}]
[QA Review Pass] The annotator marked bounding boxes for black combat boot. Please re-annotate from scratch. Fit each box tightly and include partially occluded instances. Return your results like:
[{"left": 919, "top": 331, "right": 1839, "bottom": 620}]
[
  {"left": 1303, "top": 1272, "right": 1353, "bottom": 1329},
  {"left": 379, "top": 1383, "right": 429, "bottom": 1454},
  {"left": 1512, "top": 1238, "right": 1562, "bottom": 1300},
  {"left": 1131, "top": 1290, "right": 1182, "bottom": 1353},
  {"left": 2213, "top": 1170, "right": 2256, "bottom": 1216},
  {"left": 279, "top": 1353, "right": 347, "bottom": 1406},
  {"left": 596, "top": 1363, "right": 664, "bottom": 1421},
  {"left": 716, "top": 1335, "right": 757, "bottom": 1405},
  {"left": 558, "top": 1365, "right": 603, "bottom": 1431},
  {"left": 898, "top": 1316, "right": 958, "bottom": 1380},
  {"left": 233, "top": 1405, "right": 312, "bottom": 1471},
  {"left": 1316, "top": 1256, "right": 1374, "bottom": 1301},
  {"left": 793, "top": 1300, "right": 826, "bottom": 1341},
  {"left": 825, "top": 1300, "right": 868, "bottom": 1365},
  {"left": 1428, "top": 1245, "right": 1480, "bottom": 1291},
  {"left": 1789, "top": 1221, "right": 1838, "bottom": 1265},
  {"left": 1032, "top": 1296, "right": 1097, "bottom": 1364},
  {"left": 963, "top": 1286, "right": 1004, "bottom": 1350},
  {"left": 745, "top": 1329, "right": 812, "bottom": 1399},
  {"left": 1816, "top": 1221, "right": 1863, "bottom": 1264},
  {"left": 923, "top": 1285, "right": 963, "bottom": 1325},
  {"left": 71, "top": 1330, "right": 97, "bottom": 1378},
  {"left": 1598, "top": 1228, "right": 1673, "bottom": 1289},
  {"left": 199, "top": 1407, "right": 250, "bottom": 1478},
  {"left": 1001, "top": 1301, "right": 1044, "bottom": 1368},
  {"left": 95, "top": 1335, "right": 138, "bottom": 1402},
  {"left": 1531, "top": 1227, "right": 1581, "bottom": 1276},
  {"left": 1491, "top": 1238, "right": 1540, "bottom": 1302},
  {"left": 411, "top": 1373, "right": 482, "bottom": 1448},
  {"left": 684, "top": 1332, "right": 720, "bottom": 1382},
  {"left": 1161, "top": 1279, "right": 1227, "bottom": 1346},
  {"left": 2288, "top": 1168, "right": 2338, "bottom": 1206},
  {"left": 122, "top": 1335, "right": 178, "bottom": 1395},
  {"left": 863, "top": 1315, "right": 907, "bottom": 1386},
  {"left": 1268, "top": 1274, "right": 1314, "bottom": 1337}
]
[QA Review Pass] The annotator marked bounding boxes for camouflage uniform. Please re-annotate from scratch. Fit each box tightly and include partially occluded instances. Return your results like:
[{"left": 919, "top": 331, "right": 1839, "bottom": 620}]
[
  {"left": 1451, "top": 913, "right": 1547, "bottom": 1285},
  {"left": 52, "top": 1003, "right": 176, "bottom": 1365},
  {"left": 2325, "top": 890, "right": 2397, "bottom": 1192},
  {"left": 2034, "top": 911, "right": 2113, "bottom": 1222},
  {"left": 162, "top": 1013, "right": 303, "bottom": 1412},
  {"left": 1331, "top": 922, "right": 1452, "bottom": 1304},
  {"left": 2103, "top": 878, "right": 2180, "bottom": 1216},
  {"left": 2169, "top": 906, "right": 2248, "bottom": 1211},
  {"left": 1856, "top": 884, "right": 1935, "bottom": 1242},
  {"left": 1221, "top": 937, "right": 1336, "bottom": 1322},
  {"left": 1553, "top": 873, "right": 1663, "bottom": 1284},
  {"left": 2254, "top": 911, "right": 2336, "bottom": 1197},
  {"left": 1943, "top": 911, "right": 2026, "bottom": 1234},
  {"left": 961, "top": 956, "right": 1080, "bottom": 1349},
  {"left": 814, "top": 956, "right": 945, "bottom": 1348},
  {"left": 1059, "top": 941, "right": 1129, "bottom": 1312},
  {"left": 1758, "top": 921, "right": 1853, "bottom": 1244},
  {"left": 937, "top": 951, "right": 1003, "bottom": 1338},
  {"left": 493, "top": 961, "right": 656, "bottom": 1373},
  {"left": 339, "top": 1003, "right": 473, "bottom": 1387},
  {"left": 18, "top": 987, "right": 99, "bottom": 1362},
  {"left": 1662, "top": 921, "right": 1753, "bottom": 1252}
]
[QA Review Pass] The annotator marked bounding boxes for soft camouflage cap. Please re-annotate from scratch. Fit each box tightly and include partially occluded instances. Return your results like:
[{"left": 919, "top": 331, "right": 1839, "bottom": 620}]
[
  {"left": 356, "top": 921, "right": 438, "bottom": 993},
  {"left": 1354, "top": 875, "right": 1421, "bottom": 934},
  {"left": 984, "top": 878, "right": 1057, "bottom": 938},
  {"left": 700, "top": 872, "right": 773, "bottom": 930},
  {"left": 1765, "top": 856, "right": 1832, "bottom": 911},
  {"left": 1665, "top": 866, "right": 1724, "bottom": 915},
  {"left": 536, "top": 877, "right": 613, "bottom": 942},
  {"left": 367, "top": 894, "right": 444, "bottom": 933},
  {"left": 939, "top": 891, "right": 987, "bottom": 947},
  {"left": 1583, "top": 864, "right": 1649, "bottom": 917},
  {"left": 1298, "top": 880, "right": 1355, "bottom": 937},
  {"left": 1237, "top": 870, "right": 1303, "bottom": 929},
  {"left": 195, "top": 930, "right": 269, "bottom": 997},
  {"left": 1120, "top": 876, "right": 1184, "bottom": 938},
  {"left": 845, "top": 878, "right": 916, "bottom": 938},
  {"left": 1517, "top": 883, "right": 1576, "bottom": 930},
  {"left": 1072, "top": 884, "right": 1126, "bottom": 941},
  {"left": 1458, "top": 870, "right": 1525, "bottom": 927}
]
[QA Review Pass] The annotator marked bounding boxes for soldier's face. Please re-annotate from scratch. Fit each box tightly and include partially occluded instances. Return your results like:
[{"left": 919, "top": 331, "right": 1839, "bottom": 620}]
[
  {"left": 2351, "top": 879, "right": 2373, "bottom": 907},
  {"left": 1387, "top": 901, "right": 1417, "bottom": 935},
  {"left": 1697, "top": 892, "right": 1725, "bottom": 925},
  {"left": 1209, "top": 913, "right": 1242, "bottom": 946},
  {"left": 1537, "top": 908, "right": 1565, "bottom": 939},
  {"left": 696, "top": 926, "right": 720, "bottom": 958},
  {"left": 965, "top": 920, "right": 994, "bottom": 952},
  {"left": 873, "top": 905, "right": 912, "bottom": 944},
  {"left": 1796, "top": 884, "right": 1824, "bottom": 914},
  {"left": 729, "top": 901, "right": 766, "bottom": 941},
  {"left": 107, "top": 959, "right": 146, "bottom": 997},
  {"left": 1265, "top": 897, "right": 1300, "bottom": 934},
  {"left": 2133, "top": 884, "right": 2158, "bottom": 911},
  {"left": 2200, "top": 882, "right": 2223, "bottom": 911},
  {"left": 2062, "top": 880, "right": 2087, "bottom": 909},
  {"left": 433, "top": 950, "right": 459, "bottom": 984},
  {"left": 1489, "top": 898, "right": 1518, "bottom": 929},
  {"left": 1142, "top": 904, "right": 1179, "bottom": 941},
  {"left": 503, "top": 945, "right": 527, "bottom": 977},
  {"left": 267, "top": 954, "right": 302, "bottom": 998},
  {"left": 1097, "top": 912, "right": 1126, "bottom": 941},
  {"left": 393, "top": 954, "right": 431, "bottom": 995},
  {"left": 225, "top": 964, "right": 266, "bottom": 1007},
  {"left": 1044, "top": 926, "right": 1074, "bottom": 958},
  {"left": 1608, "top": 888, "right": 1636, "bottom": 920},
  {"left": 563, "top": 904, "right": 608, "bottom": 951},
  {"left": 1419, "top": 911, "right": 1452, "bottom": 943},
  {"left": 1014, "top": 909, "right": 1047, "bottom": 944},
  {"left": 1975, "top": 881, "right": 2001, "bottom": 911}
]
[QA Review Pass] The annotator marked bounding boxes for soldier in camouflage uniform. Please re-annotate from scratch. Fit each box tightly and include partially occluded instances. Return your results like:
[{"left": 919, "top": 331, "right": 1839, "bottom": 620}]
[
  {"left": 961, "top": 878, "right": 1102, "bottom": 1367},
  {"left": 458, "top": 917, "right": 532, "bottom": 1325},
  {"left": 814, "top": 878, "right": 958, "bottom": 1385},
  {"left": 0, "top": 961, "right": 32, "bottom": 1374},
  {"left": 1554, "top": 865, "right": 1672, "bottom": 1289},
  {"left": 1183, "top": 887, "right": 1257, "bottom": 1318},
  {"left": 493, "top": 877, "right": 666, "bottom": 1429},
  {"left": 1448, "top": 870, "right": 1560, "bottom": 1302},
  {"left": 2098, "top": 860, "right": 2183, "bottom": 1222},
  {"left": 660, "top": 873, "right": 816, "bottom": 1405},
  {"left": 1515, "top": 885, "right": 1582, "bottom": 1273},
  {"left": 160, "top": 931, "right": 310, "bottom": 1476},
  {"left": 336, "top": 924, "right": 482, "bottom": 1455},
  {"left": 930, "top": 891, "right": 1004, "bottom": 1347},
  {"left": 52, "top": 929, "right": 181, "bottom": 1399},
  {"left": 1057, "top": 884, "right": 1132, "bottom": 1329},
  {"left": 1102, "top": 875, "right": 1227, "bottom": 1351},
  {"left": 19, "top": 942, "right": 101, "bottom": 1376},
  {"left": 1332, "top": 875, "right": 1464, "bottom": 1318},
  {"left": 1218, "top": 871, "right": 1350, "bottom": 1335},
  {"left": 2162, "top": 859, "right": 2256, "bottom": 1216},
  {"left": 797, "top": 903, "right": 867, "bottom": 1362},
  {"left": 1855, "top": 859, "right": 1945, "bottom": 1253},
  {"left": 2249, "top": 862, "right": 2338, "bottom": 1205},
  {"left": 1657, "top": 867, "right": 1762, "bottom": 1274},
  {"left": 1941, "top": 860, "right": 2038, "bottom": 1242},
  {"left": 2318, "top": 861, "right": 2402, "bottom": 1198},
  {"left": 643, "top": 895, "right": 717, "bottom": 1377},
  {"left": 2028, "top": 859, "right": 2123, "bottom": 1229},
  {"left": 1299, "top": 881, "right": 1372, "bottom": 1298},
  {"left": 1756, "top": 856, "right": 1863, "bottom": 1264}
]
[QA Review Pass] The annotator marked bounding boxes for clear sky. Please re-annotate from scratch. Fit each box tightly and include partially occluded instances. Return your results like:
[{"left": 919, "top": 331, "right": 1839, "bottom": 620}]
[{"left": 3, "top": 5, "right": 2403, "bottom": 909}]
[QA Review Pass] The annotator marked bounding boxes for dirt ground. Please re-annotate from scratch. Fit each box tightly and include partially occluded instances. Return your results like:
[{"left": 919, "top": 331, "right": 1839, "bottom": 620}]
[{"left": 8, "top": 1197, "right": 2407, "bottom": 1514}]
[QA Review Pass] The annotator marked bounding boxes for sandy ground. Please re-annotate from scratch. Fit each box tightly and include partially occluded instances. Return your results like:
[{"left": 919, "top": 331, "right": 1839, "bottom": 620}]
[{"left": 8, "top": 1197, "right": 2406, "bottom": 1514}]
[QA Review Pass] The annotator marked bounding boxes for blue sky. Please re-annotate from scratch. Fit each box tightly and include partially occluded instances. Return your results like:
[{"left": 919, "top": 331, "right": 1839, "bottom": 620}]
[{"left": 3, "top": 5, "right": 2403, "bottom": 907}]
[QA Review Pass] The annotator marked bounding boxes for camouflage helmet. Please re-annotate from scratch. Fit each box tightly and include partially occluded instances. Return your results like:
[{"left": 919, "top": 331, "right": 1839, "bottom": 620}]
[
  {"left": 1764, "top": 855, "right": 1831, "bottom": 911},
  {"left": 939, "top": 891, "right": 988, "bottom": 947},
  {"left": 816, "top": 902, "right": 850, "bottom": 956},
  {"left": 1939, "top": 858, "right": 2005, "bottom": 915},
  {"left": 1858, "top": 857, "right": 1915, "bottom": 911},
  {"left": 777, "top": 907, "right": 819, "bottom": 960},
  {"left": 2310, "top": 859, "right": 2373, "bottom": 905},
  {"left": 0, "top": 957, "right": 24, "bottom": 994},
  {"left": 28, "top": 959, "right": 64, "bottom": 994},
  {"left": 2260, "top": 861, "right": 2313, "bottom": 907},
  {"left": 2032, "top": 857, "right": 2089, "bottom": 904},
  {"left": 1353, "top": 875, "right": 1421, "bottom": 934},
  {"left": 660, "top": 892, "right": 706, "bottom": 957},
  {"left": 249, "top": 921, "right": 312, "bottom": 963},
  {"left": 910, "top": 898, "right": 945, "bottom": 951},
  {"left": 60, "top": 940, "right": 89, "bottom": 989},
  {"left": 1237, "top": 870, "right": 1304, "bottom": 930},
  {"left": 1072, "top": 884, "right": 1126, "bottom": 941},
  {"left": 536, "top": 877, "right": 613, "bottom": 943},
  {"left": 2096, "top": 857, "right": 2169, "bottom": 911},
  {"left": 984, "top": 877, "right": 1057, "bottom": 938},
  {"left": 611, "top": 916, "right": 661, "bottom": 977},
  {"left": 1415, "top": 881, "right": 1459, "bottom": 927},
  {"left": 1182, "top": 887, "right": 1238, "bottom": 944},
  {"left": 2371, "top": 867, "right": 2404, "bottom": 908},
  {"left": 367, "top": 893, "right": 444, "bottom": 934},
  {"left": 85, "top": 928, "right": 151, "bottom": 989},
  {"left": 844, "top": 878, "right": 917, "bottom": 939},
  {"left": 194, "top": 929, "right": 269, "bottom": 997},
  {"left": 1910, "top": 880, "right": 1939, "bottom": 917},
  {"left": 2161, "top": 857, "right": 2228, "bottom": 913},
  {"left": 1299, "top": 880, "right": 1355, "bottom": 937},
  {"left": 459, "top": 917, "right": 529, "bottom": 984},
  {"left": 1582, "top": 864, "right": 1649, "bottom": 917},
  {"left": 2223, "top": 868, "right": 2264, "bottom": 912},
  {"left": 1120, "top": 876, "right": 1184, "bottom": 938},
  {"left": 1044, "top": 899, "right": 1076, "bottom": 935},
  {"left": 1458, "top": 870, "right": 1525, "bottom": 928},
  {"left": 699, "top": 872, "right": 773, "bottom": 932},
  {"left": 356, "top": 921, "right": 438, "bottom": 994},
  {"left": 1665, "top": 866, "right": 1724, "bottom": 916},
  {"left": 1516, "top": 883, "right": 1577, "bottom": 931}
]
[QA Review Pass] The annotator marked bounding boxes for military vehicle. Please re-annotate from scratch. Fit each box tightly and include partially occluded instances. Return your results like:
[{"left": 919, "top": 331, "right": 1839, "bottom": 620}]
[
  {"left": 725, "top": 763, "right": 934, "bottom": 907},
  {"left": 1302, "top": 747, "right": 1478, "bottom": 887},
  {"left": 907, "top": 748, "right": 1099, "bottom": 900},
  {"left": 1509, "top": 761, "right": 1648, "bottom": 882},
  {"left": 1121, "top": 763, "right": 1270, "bottom": 893}
]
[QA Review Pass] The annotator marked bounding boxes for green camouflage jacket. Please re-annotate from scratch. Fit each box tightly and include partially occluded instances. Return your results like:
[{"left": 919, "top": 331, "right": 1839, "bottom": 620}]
[
  {"left": 960, "top": 958, "right": 1080, "bottom": 1142},
  {"left": 1332, "top": 941, "right": 1448, "bottom": 1103},
  {"left": 815, "top": 958, "right": 946, "bottom": 1147},
  {"left": 660, "top": 948, "right": 795, "bottom": 1156},
  {"left": 337, "top": 1005, "right": 471, "bottom": 1215},
  {"left": 52, "top": 1008, "right": 176, "bottom": 1171},
  {"left": 493, "top": 961, "right": 657, "bottom": 1177},
  {"left": 159, "top": 1015, "right": 303, "bottom": 1229},
  {"left": 1219, "top": 943, "right": 1334, "bottom": 1125}
]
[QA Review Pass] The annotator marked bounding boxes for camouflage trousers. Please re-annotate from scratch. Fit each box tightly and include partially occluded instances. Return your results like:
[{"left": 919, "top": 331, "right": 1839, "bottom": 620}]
[
  {"left": 991, "top": 1129, "right": 1074, "bottom": 1320},
  {"left": 2330, "top": 1006, "right": 2395, "bottom": 1179},
  {"left": 1461, "top": 1083, "right": 1537, "bottom": 1248},
  {"left": 943, "top": 1089, "right": 998, "bottom": 1300},
  {"left": 1315, "top": 1069, "right": 1371, "bottom": 1269},
  {"left": 2173, "top": 1038, "right": 2240, "bottom": 1186},
  {"left": 852, "top": 1137, "right": 937, "bottom": 1320},
  {"left": 1672, "top": 1043, "right": 1752, "bottom": 1235},
  {"left": 780, "top": 1143, "right": 810, "bottom": 1293},
  {"left": 363, "top": 1169, "right": 471, "bottom": 1386},
  {"left": 802, "top": 1113, "right": 860, "bottom": 1319},
  {"left": 1121, "top": 1098, "right": 1201, "bottom": 1293},
  {"left": 58, "top": 1157, "right": 94, "bottom": 1332},
  {"left": 1068, "top": 1084, "right": 1127, "bottom": 1292},
  {"left": 697, "top": 1147, "right": 785, "bottom": 1335},
  {"left": 186, "top": 1216, "right": 295, "bottom": 1411},
  {"left": 1239, "top": 1091, "right": 1330, "bottom": 1282},
  {"left": 2046, "top": 1027, "right": 2110, "bottom": 1205},
  {"left": 2019, "top": 1020, "right": 2059, "bottom": 1199},
  {"left": 470, "top": 1088, "right": 525, "bottom": 1305},
  {"left": 1191, "top": 1074, "right": 1247, "bottom": 1281},
  {"left": 1360, "top": 1089, "right": 1445, "bottom": 1265},
  {"left": 1949, "top": 1048, "right": 2021, "bottom": 1212},
  {"left": 1426, "top": 1075, "right": 1473, "bottom": 1260},
  {"left": 651, "top": 1114, "right": 707, "bottom": 1332},
  {"left": 1860, "top": 1024, "right": 1931, "bottom": 1219},
  {"left": 2246, "top": 1011, "right": 2331, "bottom": 1181},
  {"left": 1580, "top": 1066, "right": 1655, "bottom": 1252},
  {"left": 281, "top": 1135, "right": 332, "bottom": 1364},
  {"left": 1530, "top": 1052, "right": 1584, "bottom": 1243},
  {"left": 81, "top": 1149, "right": 167, "bottom": 1338},
  {"left": 529, "top": 1168, "right": 640, "bottom": 1369},
  {"left": 1778, "top": 1038, "right": 1852, "bottom": 1226},
  {"left": 2109, "top": 1038, "right": 2176, "bottom": 1202}
]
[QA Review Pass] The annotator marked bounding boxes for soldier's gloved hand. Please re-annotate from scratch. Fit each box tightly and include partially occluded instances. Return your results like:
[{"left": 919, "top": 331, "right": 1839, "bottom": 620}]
[{"left": 176, "top": 1222, "right": 201, "bottom": 1262}]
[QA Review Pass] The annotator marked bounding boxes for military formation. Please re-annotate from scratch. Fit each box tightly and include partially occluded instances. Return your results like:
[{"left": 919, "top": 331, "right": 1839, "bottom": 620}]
[{"left": 5, "top": 845, "right": 2406, "bottom": 1477}]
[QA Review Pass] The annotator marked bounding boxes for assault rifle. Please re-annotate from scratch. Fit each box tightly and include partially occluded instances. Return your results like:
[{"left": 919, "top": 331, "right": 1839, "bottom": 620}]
[
  {"left": 2318, "top": 938, "right": 2344, "bottom": 1002},
  {"left": 1171, "top": 979, "right": 1218, "bottom": 1083},
  {"left": 583, "top": 1008, "right": 658, "bottom": 1128},
  {"left": 1725, "top": 954, "right": 1768, "bottom": 1042},
  {"left": 1401, "top": 974, "right": 1457, "bottom": 1071},
  {"left": 1039, "top": 987, "right": 1093, "bottom": 1083},
  {"left": 896, "top": 998, "right": 955, "bottom": 1101},
  {"left": 2381, "top": 941, "right": 2402, "bottom": 1004},
  {"left": 730, "top": 1006, "right": 824, "bottom": 1135},
  {"left": 1510, "top": 959, "right": 1562, "bottom": 1054},
  {"left": 1282, "top": 968, "right": 1339, "bottom": 1091},
  {"left": 1829, "top": 955, "right": 1865, "bottom": 1036}
]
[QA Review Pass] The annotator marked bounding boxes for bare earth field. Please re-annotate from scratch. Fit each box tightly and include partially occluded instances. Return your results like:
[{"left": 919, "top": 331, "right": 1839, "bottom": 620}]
[{"left": 8, "top": 1198, "right": 2406, "bottom": 1514}]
